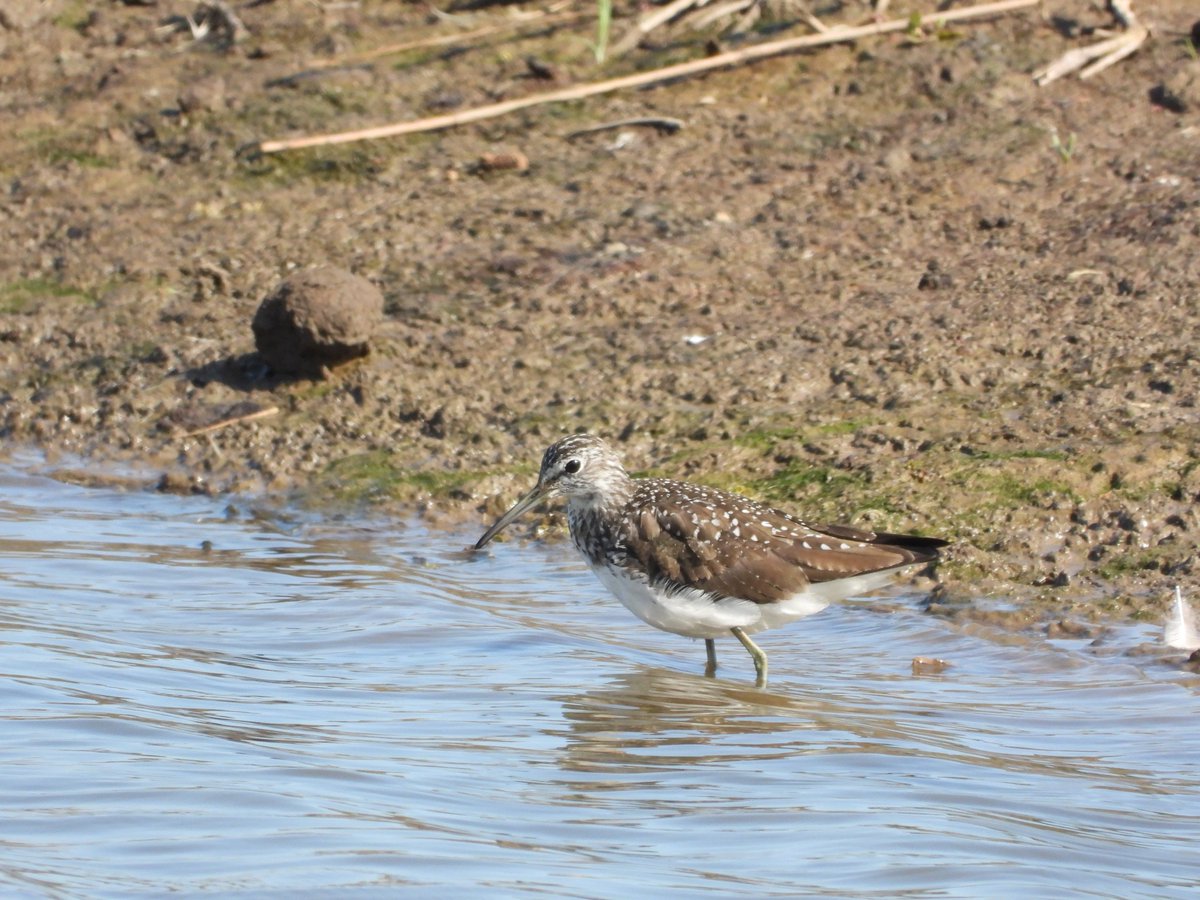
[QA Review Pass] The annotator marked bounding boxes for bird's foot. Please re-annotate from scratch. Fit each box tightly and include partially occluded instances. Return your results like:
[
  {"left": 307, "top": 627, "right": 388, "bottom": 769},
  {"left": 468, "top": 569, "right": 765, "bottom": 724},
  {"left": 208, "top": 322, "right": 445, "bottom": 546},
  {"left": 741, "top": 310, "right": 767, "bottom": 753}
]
[{"left": 730, "top": 627, "right": 769, "bottom": 686}]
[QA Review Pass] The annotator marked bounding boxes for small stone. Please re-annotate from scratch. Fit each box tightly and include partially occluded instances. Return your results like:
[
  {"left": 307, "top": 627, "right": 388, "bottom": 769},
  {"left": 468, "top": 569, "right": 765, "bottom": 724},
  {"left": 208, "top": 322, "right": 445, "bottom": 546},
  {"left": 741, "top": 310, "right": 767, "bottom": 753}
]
[
  {"left": 977, "top": 214, "right": 1012, "bottom": 230},
  {"left": 1149, "top": 63, "right": 1200, "bottom": 114},
  {"left": 477, "top": 151, "right": 529, "bottom": 173},
  {"left": 882, "top": 147, "right": 911, "bottom": 173},
  {"left": 911, "top": 656, "right": 951, "bottom": 675},
  {"left": 156, "top": 471, "right": 209, "bottom": 495},
  {"left": 524, "top": 56, "right": 558, "bottom": 80},
  {"left": 1047, "top": 619, "right": 1094, "bottom": 639},
  {"left": 422, "top": 406, "right": 447, "bottom": 439},
  {"left": 917, "top": 260, "right": 952, "bottom": 291},
  {"left": 178, "top": 76, "right": 226, "bottom": 114},
  {"left": 424, "top": 90, "right": 464, "bottom": 111},
  {"left": 157, "top": 471, "right": 189, "bottom": 493},
  {"left": 252, "top": 267, "right": 384, "bottom": 375},
  {"left": 1034, "top": 571, "right": 1071, "bottom": 587},
  {"left": 0, "top": 1, "right": 60, "bottom": 29}
]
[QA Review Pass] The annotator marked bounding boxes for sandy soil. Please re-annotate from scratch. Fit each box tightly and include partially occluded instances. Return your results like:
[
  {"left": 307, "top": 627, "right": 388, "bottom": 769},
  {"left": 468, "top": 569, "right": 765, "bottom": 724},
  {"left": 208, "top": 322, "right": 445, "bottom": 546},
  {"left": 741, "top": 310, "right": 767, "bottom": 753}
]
[{"left": 1, "top": 1, "right": 1198, "bottom": 632}]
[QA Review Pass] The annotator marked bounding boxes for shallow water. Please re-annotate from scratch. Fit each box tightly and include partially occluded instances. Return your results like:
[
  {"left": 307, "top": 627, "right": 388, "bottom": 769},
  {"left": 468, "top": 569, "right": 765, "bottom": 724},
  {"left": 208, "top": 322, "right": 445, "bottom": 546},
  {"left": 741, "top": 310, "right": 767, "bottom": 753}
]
[{"left": 1, "top": 466, "right": 1197, "bottom": 898}]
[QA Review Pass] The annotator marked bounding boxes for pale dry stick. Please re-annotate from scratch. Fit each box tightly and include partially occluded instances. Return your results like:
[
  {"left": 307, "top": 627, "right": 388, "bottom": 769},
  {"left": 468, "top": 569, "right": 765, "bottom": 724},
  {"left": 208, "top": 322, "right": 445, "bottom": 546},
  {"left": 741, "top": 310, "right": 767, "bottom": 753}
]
[
  {"left": 179, "top": 405, "right": 280, "bottom": 438},
  {"left": 257, "top": 0, "right": 1040, "bottom": 154},
  {"left": 426, "top": 4, "right": 482, "bottom": 27},
  {"left": 1076, "top": 27, "right": 1147, "bottom": 78},
  {"left": 610, "top": 0, "right": 713, "bottom": 58},
  {"left": 307, "top": 8, "right": 587, "bottom": 69},
  {"left": 790, "top": 2, "right": 831, "bottom": 35},
  {"left": 748, "top": 1, "right": 829, "bottom": 35},
  {"left": 689, "top": 0, "right": 758, "bottom": 32},
  {"left": 689, "top": 0, "right": 829, "bottom": 35},
  {"left": 1033, "top": 25, "right": 1149, "bottom": 84},
  {"left": 1033, "top": 0, "right": 1149, "bottom": 85}
]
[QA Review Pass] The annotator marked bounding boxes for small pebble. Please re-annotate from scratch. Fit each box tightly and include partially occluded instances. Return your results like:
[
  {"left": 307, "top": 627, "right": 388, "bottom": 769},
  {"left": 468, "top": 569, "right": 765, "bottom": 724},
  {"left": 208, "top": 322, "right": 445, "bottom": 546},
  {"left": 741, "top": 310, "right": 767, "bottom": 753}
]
[
  {"left": 912, "top": 656, "right": 951, "bottom": 675},
  {"left": 477, "top": 151, "right": 529, "bottom": 173}
]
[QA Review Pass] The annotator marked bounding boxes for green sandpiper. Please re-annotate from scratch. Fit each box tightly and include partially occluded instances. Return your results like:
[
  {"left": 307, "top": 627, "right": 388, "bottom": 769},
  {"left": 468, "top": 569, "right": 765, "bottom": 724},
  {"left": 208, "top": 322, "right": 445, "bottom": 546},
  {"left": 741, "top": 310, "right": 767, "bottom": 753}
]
[{"left": 475, "top": 433, "right": 947, "bottom": 685}]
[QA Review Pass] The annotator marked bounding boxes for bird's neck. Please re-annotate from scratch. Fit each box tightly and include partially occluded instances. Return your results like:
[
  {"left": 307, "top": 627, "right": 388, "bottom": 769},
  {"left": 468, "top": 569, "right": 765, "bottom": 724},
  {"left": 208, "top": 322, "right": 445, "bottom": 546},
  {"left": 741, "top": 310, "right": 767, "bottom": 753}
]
[{"left": 566, "top": 477, "right": 633, "bottom": 565}]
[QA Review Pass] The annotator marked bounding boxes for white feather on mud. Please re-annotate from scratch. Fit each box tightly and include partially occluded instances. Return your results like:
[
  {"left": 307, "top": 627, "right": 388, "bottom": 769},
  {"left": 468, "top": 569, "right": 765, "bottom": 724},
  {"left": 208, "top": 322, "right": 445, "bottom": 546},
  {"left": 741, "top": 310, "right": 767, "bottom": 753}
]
[{"left": 1163, "top": 586, "right": 1200, "bottom": 651}]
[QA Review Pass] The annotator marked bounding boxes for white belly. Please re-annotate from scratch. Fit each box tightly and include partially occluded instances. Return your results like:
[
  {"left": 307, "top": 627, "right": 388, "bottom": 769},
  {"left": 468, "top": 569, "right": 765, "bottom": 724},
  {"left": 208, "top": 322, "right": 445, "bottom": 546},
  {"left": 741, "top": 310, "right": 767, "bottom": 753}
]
[{"left": 590, "top": 563, "right": 840, "bottom": 639}]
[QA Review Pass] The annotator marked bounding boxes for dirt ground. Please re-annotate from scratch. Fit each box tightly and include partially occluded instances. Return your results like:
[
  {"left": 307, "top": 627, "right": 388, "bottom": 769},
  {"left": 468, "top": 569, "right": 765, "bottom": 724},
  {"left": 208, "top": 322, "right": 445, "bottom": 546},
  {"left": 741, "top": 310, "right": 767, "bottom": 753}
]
[{"left": 1, "top": 1, "right": 1198, "bottom": 633}]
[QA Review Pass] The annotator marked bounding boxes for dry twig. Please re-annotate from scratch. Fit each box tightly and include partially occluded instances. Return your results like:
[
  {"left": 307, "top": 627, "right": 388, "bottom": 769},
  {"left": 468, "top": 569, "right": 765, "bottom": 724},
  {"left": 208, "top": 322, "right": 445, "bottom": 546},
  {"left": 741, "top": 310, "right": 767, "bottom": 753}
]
[
  {"left": 1034, "top": 0, "right": 1149, "bottom": 85},
  {"left": 307, "top": 7, "right": 587, "bottom": 69},
  {"left": 564, "top": 117, "right": 686, "bottom": 139},
  {"left": 611, "top": 0, "right": 828, "bottom": 58},
  {"left": 610, "top": 0, "right": 712, "bottom": 57},
  {"left": 193, "top": 1, "right": 248, "bottom": 44},
  {"left": 170, "top": 403, "right": 279, "bottom": 438},
  {"left": 257, "top": 0, "right": 1039, "bottom": 154}
]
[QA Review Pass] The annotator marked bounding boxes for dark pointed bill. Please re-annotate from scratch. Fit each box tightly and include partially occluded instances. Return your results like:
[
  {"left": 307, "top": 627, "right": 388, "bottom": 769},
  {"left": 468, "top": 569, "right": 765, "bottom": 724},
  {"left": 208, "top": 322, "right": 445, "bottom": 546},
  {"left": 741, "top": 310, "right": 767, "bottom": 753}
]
[{"left": 473, "top": 481, "right": 556, "bottom": 550}]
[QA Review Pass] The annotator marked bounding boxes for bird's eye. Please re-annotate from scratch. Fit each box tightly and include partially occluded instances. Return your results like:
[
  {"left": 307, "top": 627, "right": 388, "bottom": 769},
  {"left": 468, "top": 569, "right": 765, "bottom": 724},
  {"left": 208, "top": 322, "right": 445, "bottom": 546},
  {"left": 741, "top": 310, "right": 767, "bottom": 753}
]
[{"left": 563, "top": 458, "right": 582, "bottom": 475}]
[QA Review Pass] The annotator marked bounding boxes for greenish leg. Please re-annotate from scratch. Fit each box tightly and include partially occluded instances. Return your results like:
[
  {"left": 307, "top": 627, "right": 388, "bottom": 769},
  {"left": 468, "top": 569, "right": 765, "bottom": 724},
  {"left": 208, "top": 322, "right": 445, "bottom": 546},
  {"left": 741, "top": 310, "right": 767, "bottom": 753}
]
[
  {"left": 704, "top": 638, "right": 717, "bottom": 677},
  {"left": 730, "top": 626, "right": 768, "bottom": 686}
]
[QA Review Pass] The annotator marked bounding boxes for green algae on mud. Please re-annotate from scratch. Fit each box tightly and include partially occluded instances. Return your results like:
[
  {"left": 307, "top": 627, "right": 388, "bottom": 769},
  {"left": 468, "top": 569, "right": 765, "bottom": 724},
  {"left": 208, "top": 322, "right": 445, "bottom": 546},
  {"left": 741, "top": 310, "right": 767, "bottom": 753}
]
[
  {"left": 310, "top": 451, "right": 527, "bottom": 510},
  {"left": 0, "top": 278, "right": 96, "bottom": 315}
]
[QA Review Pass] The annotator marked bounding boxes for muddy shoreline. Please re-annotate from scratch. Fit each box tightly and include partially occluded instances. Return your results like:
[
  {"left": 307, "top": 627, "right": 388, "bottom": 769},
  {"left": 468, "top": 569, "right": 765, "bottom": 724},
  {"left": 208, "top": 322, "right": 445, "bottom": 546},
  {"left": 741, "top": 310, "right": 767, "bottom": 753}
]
[{"left": 1, "top": 2, "right": 1197, "bottom": 630}]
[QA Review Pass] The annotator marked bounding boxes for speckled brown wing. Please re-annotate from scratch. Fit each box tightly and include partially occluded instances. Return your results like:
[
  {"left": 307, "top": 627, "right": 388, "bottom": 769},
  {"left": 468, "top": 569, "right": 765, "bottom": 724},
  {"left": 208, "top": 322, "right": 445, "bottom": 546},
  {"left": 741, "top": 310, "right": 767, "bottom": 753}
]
[{"left": 620, "top": 480, "right": 943, "bottom": 605}]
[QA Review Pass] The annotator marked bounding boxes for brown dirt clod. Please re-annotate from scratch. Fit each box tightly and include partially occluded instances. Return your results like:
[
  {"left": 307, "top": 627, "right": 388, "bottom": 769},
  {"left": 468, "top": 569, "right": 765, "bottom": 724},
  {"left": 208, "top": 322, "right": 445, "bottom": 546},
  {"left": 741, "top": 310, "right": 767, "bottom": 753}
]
[{"left": 251, "top": 267, "right": 384, "bottom": 375}]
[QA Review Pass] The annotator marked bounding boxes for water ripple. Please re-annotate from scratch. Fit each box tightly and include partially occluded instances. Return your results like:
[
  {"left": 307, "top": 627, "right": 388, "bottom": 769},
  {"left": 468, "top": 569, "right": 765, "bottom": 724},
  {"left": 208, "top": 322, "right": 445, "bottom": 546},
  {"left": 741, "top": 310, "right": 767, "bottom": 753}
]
[{"left": 0, "top": 467, "right": 1196, "bottom": 897}]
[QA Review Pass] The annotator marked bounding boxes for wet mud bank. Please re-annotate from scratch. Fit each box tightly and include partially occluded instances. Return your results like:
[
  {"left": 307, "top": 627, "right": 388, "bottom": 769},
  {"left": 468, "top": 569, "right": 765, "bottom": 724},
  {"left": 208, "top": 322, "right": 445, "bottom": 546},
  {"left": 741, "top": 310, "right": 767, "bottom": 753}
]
[{"left": 1, "top": 2, "right": 1198, "bottom": 633}]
